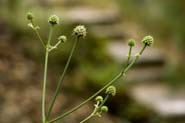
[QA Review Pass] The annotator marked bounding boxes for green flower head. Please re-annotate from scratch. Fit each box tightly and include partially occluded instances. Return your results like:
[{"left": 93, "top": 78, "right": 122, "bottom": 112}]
[
  {"left": 73, "top": 25, "right": 87, "bottom": 38},
  {"left": 58, "top": 35, "right": 67, "bottom": 43},
  {"left": 95, "top": 96, "right": 103, "bottom": 102},
  {"left": 48, "top": 15, "right": 59, "bottom": 25},
  {"left": 128, "top": 39, "right": 135, "bottom": 47},
  {"left": 142, "top": 35, "right": 154, "bottom": 46},
  {"left": 105, "top": 85, "right": 116, "bottom": 96},
  {"left": 101, "top": 106, "right": 108, "bottom": 113},
  {"left": 27, "top": 12, "right": 34, "bottom": 20}
]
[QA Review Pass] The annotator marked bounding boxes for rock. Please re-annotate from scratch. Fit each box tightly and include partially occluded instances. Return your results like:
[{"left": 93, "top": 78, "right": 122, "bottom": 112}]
[
  {"left": 129, "top": 83, "right": 185, "bottom": 118},
  {"left": 90, "top": 24, "right": 126, "bottom": 39},
  {"left": 107, "top": 41, "right": 165, "bottom": 65},
  {"left": 63, "top": 7, "right": 121, "bottom": 25},
  {"left": 126, "top": 67, "right": 164, "bottom": 82}
]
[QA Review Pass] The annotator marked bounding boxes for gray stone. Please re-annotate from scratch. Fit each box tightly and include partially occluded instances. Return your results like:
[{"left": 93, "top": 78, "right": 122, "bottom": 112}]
[
  {"left": 107, "top": 41, "right": 165, "bottom": 65},
  {"left": 63, "top": 7, "right": 121, "bottom": 25},
  {"left": 90, "top": 24, "right": 126, "bottom": 39},
  {"left": 129, "top": 83, "right": 185, "bottom": 117}
]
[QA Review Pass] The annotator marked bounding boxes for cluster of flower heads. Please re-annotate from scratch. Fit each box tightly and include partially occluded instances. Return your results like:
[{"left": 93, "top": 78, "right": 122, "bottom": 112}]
[
  {"left": 93, "top": 85, "right": 116, "bottom": 117},
  {"left": 128, "top": 36, "right": 154, "bottom": 47},
  {"left": 26, "top": 11, "right": 154, "bottom": 123},
  {"left": 26, "top": 12, "right": 87, "bottom": 43}
]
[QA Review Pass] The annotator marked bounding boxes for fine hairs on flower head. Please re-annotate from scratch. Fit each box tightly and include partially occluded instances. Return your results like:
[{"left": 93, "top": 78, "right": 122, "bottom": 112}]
[
  {"left": 105, "top": 86, "right": 116, "bottom": 96},
  {"left": 48, "top": 15, "right": 59, "bottom": 26},
  {"left": 73, "top": 25, "right": 87, "bottom": 38},
  {"left": 142, "top": 35, "right": 154, "bottom": 46},
  {"left": 58, "top": 35, "right": 67, "bottom": 43},
  {"left": 95, "top": 96, "right": 103, "bottom": 103}
]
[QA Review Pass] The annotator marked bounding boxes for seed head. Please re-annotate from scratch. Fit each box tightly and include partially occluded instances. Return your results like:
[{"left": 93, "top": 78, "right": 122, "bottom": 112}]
[
  {"left": 101, "top": 106, "right": 108, "bottom": 113},
  {"left": 105, "top": 86, "right": 116, "bottom": 96},
  {"left": 128, "top": 39, "right": 135, "bottom": 47},
  {"left": 58, "top": 35, "right": 67, "bottom": 43},
  {"left": 27, "top": 12, "right": 34, "bottom": 20},
  {"left": 48, "top": 15, "right": 59, "bottom": 26},
  {"left": 142, "top": 35, "right": 154, "bottom": 46},
  {"left": 73, "top": 25, "right": 87, "bottom": 38},
  {"left": 95, "top": 96, "right": 103, "bottom": 102}
]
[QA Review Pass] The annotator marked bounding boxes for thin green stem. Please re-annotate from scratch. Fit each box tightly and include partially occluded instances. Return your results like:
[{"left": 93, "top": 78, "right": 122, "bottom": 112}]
[
  {"left": 99, "top": 95, "right": 109, "bottom": 108},
  {"left": 123, "top": 44, "right": 146, "bottom": 74},
  {"left": 46, "top": 36, "right": 80, "bottom": 119},
  {"left": 42, "top": 26, "right": 53, "bottom": 123},
  {"left": 80, "top": 113, "right": 94, "bottom": 123},
  {"left": 30, "top": 20, "right": 46, "bottom": 48},
  {"left": 48, "top": 72, "right": 122, "bottom": 123},
  {"left": 34, "top": 29, "right": 46, "bottom": 48},
  {"left": 48, "top": 44, "right": 147, "bottom": 123},
  {"left": 122, "top": 46, "right": 133, "bottom": 69},
  {"left": 42, "top": 50, "right": 49, "bottom": 123}
]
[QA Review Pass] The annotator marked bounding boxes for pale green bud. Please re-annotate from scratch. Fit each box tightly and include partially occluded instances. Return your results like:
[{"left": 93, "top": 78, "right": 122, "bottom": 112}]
[
  {"left": 128, "top": 39, "right": 135, "bottom": 47},
  {"left": 101, "top": 106, "right": 108, "bottom": 113},
  {"left": 48, "top": 15, "right": 59, "bottom": 25},
  {"left": 27, "top": 12, "right": 34, "bottom": 20},
  {"left": 142, "top": 35, "right": 154, "bottom": 46},
  {"left": 58, "top": 35, "right": 67, "bottom": 43},
  {"left": 72, "top": 25, "right": 87, "bottom": 38},
  {"left": 105, "top": 85, "right": 116, "bottom": 96},
  {"left": 95, "top": 96, "right": 103, "bottom": 102}
]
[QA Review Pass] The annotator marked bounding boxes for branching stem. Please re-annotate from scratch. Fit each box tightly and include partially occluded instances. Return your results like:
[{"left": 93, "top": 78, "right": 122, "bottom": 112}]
[
  {"left": 48, "top": 44, "right": 147, "bottom": 123},
  {"left": 46, "top": 36, "right": 80, "bottom": 119}
]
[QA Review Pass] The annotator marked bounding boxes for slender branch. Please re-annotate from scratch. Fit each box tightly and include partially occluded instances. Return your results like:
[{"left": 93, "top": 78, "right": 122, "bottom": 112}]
[
  {"left": 99, "top": 95, "right": 109, "bottom": 108},
  {"left": 34, "top": 29, "right": 46, "bottom": 48},
  {"left": 48, "top": 72, "right": 122, "bottom": 123},
  {"left": 48, "top": 44, "right": 147, "bottom": 123},
  {"left": 123, "top": 44, "right": 146, "bottom": 73},
  {"left": 80, "top": 113, "right": 94, "bottom": 123},
  {"left": 122, "top": 46, "right": 133, "bottom": 69},
  {"left": 31, "top": 20, "right": 46, "bottom": 48},
  {"left": 46, "top": 36, "right": 80, "bottom": 119},
  {"left": 42, "top": 26, "right": 53, "bottom": 123}
]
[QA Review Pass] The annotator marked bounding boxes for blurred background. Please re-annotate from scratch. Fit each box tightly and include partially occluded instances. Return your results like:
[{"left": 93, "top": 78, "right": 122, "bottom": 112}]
[{"left": 0, "top": 0, "right": 185, "bottom": 123}]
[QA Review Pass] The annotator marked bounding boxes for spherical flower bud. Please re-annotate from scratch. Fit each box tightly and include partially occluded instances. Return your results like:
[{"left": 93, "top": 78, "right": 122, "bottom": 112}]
[
  {"left": 27, "top": 12, "right": 34, "bottom": 20},
  {"left": 48, "top": 15, "right": 59, "bottom": 25},
  {"left": 101, "top": 106, "right": 108, "bottom": 113},
  {"left": 58, "top": 35, "right": 67, "bottom": 43},
  {"left": 142, "top": 35, "right": 154, "bottom": 46},
  {"left": 128, "top": 39, "right": 135, "bottom": 47},
  {"left": 73, "top": 25, "right": 87, "bottom": 38},
  {"left": 95, "top": 96, "right": 103, "bottom": 102},
  {"left": 105, "top": 85, "right": 116, "bottom": 96}
]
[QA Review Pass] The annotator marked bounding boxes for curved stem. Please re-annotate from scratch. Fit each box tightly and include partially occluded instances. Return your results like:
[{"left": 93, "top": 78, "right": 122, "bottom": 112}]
[
  {"left": 42, "top": 26, "right": 53, "bottom": 123},
  {"left": 46, "top": 36, "right": 80, "bottom": 119},
  {"left": 80, "top": 114, "right": 94, "bottom": 123},
  {"left": 48, "top": 44, "right": 147, "bottom": 123},
  {"left": 48, "top": 72, "right": 123, "bottom": 123}
]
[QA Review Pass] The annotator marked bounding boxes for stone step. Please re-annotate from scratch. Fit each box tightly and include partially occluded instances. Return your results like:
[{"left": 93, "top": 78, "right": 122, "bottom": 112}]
[
  {"left": 62, "top": 7, "right": 121, "bottom": 25},
  {"left": 125, "top": 67, "right": 164, "bottom": 82},
  {"left": 107, "top": 41, "right": 165, "bottom": 66},
  {"left": 129, "top": 83, "right": 185, "bottom": 118},
  {"left": 90, "top": 24, "right": 126, "bottom": 39}
]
